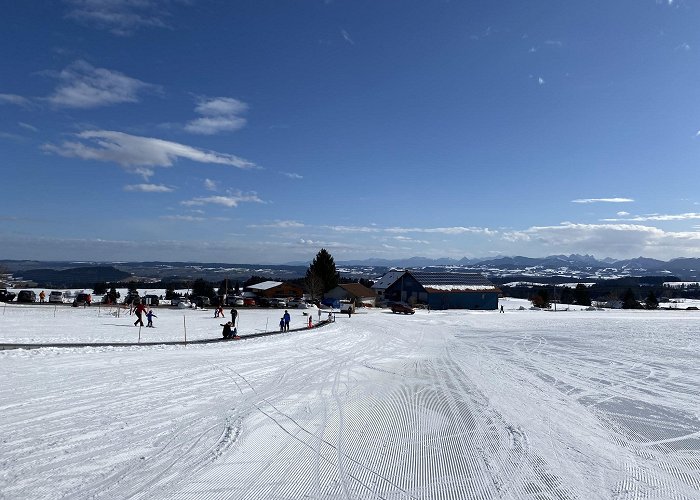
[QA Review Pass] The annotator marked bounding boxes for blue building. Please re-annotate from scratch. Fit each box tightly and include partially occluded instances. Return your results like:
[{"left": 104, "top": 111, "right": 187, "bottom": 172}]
[{"left": 382, "top": 270, "right": 500, "bottom": 310}]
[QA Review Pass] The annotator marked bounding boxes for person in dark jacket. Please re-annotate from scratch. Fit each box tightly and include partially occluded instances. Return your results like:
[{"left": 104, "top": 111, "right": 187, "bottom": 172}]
[
  {"left": 221, "top": 321, "right": 233, "bottom": 339},
  {"left": 146, "top": 309, "right": 157, "bottom": 327},
  {"left": 283, "top": 310, "right": 291, "bottom": 331}
]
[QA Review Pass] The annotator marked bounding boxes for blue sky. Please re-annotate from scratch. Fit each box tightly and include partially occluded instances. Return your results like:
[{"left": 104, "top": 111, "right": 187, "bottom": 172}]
[{"left": 2, "top": 0, "right": 700, "bottom": 264}]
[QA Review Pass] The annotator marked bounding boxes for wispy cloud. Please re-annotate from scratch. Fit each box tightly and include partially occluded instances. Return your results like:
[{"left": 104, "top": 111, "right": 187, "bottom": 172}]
[
  {"left": 124, "top": 183, "right": 174, "bottom": 193},
  {"left": 18, "top": 122, "right": 38, "bottom": 132},
  {"left": 385, "top": 226, "right": 495, "bottom": 235},
  {"left": 601, "top": 212, "right": 700, "bottom": 222},
  {"left": 282, "top": 172, "right": 303, "bottom": 179},
  {"left": 43, "top": 130, "right": 258, "bottom": 178},
  {"left": 322, "top": 225, "right": 381, "bottom": 233},
  {"left": 204, "top": 178, "right": 218, "bottom": 191},
  {"left": 64, "top": 0, "right": 177, "bottom": 36},
  {"left": 160, "top": 214, "right": 206, "bottom": 222},
  {"left": 248, "top": 220, "right": 305, "bottom": 229},
  {"left": 0, "top": 93, "right": 31, "bottom": 107},
  {"left": 502, "top": 222, "right": 700, "bottom": 257},
  {"left": 47, "top": 60, "right": 159, "bottom": 109},
  {"left": 341, "top": 29, "right": 355, "bottom": 45},
  {"left": 181, "top": 191, "right": 265, "bottom": 208},
  {"left": 185, "top": 96, "right": 248, "bottom": 135},
  {"left": 571, "top": 197, "right": 634, "bottom": 204}
]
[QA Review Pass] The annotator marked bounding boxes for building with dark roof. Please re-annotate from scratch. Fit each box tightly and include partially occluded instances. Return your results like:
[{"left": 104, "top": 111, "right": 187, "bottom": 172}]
[
  {"left": 325, "top": 283, "right": 377, "bottom": 306},
  {"left": 382, "top": 270, "right": 500, "bottom": 310}
]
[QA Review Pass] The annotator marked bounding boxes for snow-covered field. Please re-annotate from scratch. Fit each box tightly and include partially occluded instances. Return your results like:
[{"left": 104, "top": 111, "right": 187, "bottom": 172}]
[{"left": 1, "top": 299, "right": 700, "bottom": 499}]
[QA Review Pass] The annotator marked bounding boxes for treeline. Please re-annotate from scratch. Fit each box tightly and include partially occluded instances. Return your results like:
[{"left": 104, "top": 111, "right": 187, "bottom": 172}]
[{"left": 500, "top": 276, "right": 700, "bottom": 308}]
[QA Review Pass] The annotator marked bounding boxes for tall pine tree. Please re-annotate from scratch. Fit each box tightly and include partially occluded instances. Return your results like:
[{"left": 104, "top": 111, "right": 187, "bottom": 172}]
[{"left": 306, "top": 248, "right": 339, "bottom": 299}]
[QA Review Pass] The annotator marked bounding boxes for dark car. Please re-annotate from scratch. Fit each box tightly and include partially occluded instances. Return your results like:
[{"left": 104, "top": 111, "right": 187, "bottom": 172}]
[
  {"left": 390, "top": 302, "right": 415, "bottom": 314},
  {"left": 17, "top": 290, "right": 37, "bottom": 303},
  {"left": 193, "top": 296, "right": 211, "bottom": 308},
  {"left": 0, "top": 289, "right": 16, "bottom": 302},
  {"left": 73, "top": 292, "right": 92, "bottom": 307}
]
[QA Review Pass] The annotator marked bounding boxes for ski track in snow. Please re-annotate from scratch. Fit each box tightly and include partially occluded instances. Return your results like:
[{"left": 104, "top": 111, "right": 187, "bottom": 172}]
[{"left": 1, "top": 305, "right": 700, "bottom": 499}]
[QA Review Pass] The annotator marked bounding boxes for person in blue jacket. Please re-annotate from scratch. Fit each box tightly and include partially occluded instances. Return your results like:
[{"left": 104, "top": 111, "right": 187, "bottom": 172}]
[{"left": 283, "top": 310, "right": 291, "bottom": 331}]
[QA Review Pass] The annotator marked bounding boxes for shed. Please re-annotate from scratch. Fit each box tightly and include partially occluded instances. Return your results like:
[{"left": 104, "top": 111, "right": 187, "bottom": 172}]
[
  {"left": 325, "top": 283, "right": 377, "bottom": 306},
  {"left": 383, "top": 271, "right": 499, "bottom": 310}
]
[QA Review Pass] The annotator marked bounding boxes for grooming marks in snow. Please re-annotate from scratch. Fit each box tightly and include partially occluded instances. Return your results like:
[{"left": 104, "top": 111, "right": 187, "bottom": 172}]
[{"left": 1, "top": 304, "right": 700, "bottom": 498}]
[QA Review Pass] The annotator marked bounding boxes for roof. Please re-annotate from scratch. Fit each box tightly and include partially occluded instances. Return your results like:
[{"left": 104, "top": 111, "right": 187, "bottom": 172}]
[
  {"left": 339, "top": 283, "right": 376, "bottom": 298},
  {"left": 408, "top": 271, "right": 499, "bottom": 293},
  {"left": 371, "top": 270, "right": 406, "bottom": 290},
  {"left": 246, "top": 281, "right": 283, "bottom": 291}
]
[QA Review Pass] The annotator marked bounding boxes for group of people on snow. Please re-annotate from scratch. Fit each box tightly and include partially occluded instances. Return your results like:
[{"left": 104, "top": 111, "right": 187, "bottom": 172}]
[{"left": 131, "top": 302, "right": 157, "bottom": 327}]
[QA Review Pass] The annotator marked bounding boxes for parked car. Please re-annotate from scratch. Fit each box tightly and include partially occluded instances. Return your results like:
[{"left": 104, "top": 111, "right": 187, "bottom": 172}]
[
  {"left": 256, "top": 297, "right": 271, "bottom": 308},
  {"left": 143, "top": 294, "right": 160, "bottom": 306},
  {"left": 270, "top": 298, "right": 287, "bottom": 308},
  {"left": 234, "top": 298, "right": 245, "bottom": 306},
  {"left": 390, "top": 302, "right": 415, "bottom": 314},
  {"left": 17, "top": 290, "right": 37, "bottom": 303},
  {"left": 0, "top": 289, "right": 16, "bottom": 302},
  {"left": 48, "top": 291, "right": 65, "bottom": 303},
  {"left": 226, "top": 295, "right": 243, "bottom": 306},
  {"left": 193, "top": 296, "right": 211, "bottom": 308},
  {"left": 72, "top": 292, "right": 92, "bottom": 307},
  {"left": 243, "top": 297, "right": 256, "bottom": 307}
]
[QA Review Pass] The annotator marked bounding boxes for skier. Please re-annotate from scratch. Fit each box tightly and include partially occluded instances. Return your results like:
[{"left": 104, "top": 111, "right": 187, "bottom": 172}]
[
  {"left": 283, "top": 310, "right": 291, "bottom": 331},
  {"left": 146, "top": 309, "right": 157, "bottom": 327},
  {"left": 221, "top": 321, "right": 233, "bottom": 339},
  {"left": 230, "top": 307, "right": 238, "bottom": 325},
  {"left": 39, "top": 291, "right": 46, "bottom": 303},
  {"left": 133, "top": 302, "right": 146, "bottom": 327},
  {"left": 308, "top": 316, "right": 313, "bottom": 328},
  {"left": 279, "top": 317, "right": 285, "bottom": 332}
]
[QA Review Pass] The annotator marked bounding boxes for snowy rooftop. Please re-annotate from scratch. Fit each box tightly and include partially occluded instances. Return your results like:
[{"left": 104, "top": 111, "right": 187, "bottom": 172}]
[{"left": 245, "top": 280, "right": 283, "bottom": 291}]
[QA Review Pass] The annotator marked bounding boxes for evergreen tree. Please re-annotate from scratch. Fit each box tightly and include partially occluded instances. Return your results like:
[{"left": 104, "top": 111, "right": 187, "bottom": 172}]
[
  {"left": 127, "top": 282, "right": 138, "bottom": 293},
  {"left": 559, "top": 287, "right": 574, "bottom": 305},
  {"left": 93, "top": 282, "right": 108, "bottom": 295},
  {"left": 165, "top": 283, "right": 178, "bottom": 300},
  {"left": 192, "top": 278, "right": 215, "bottom": 298},
  {"left": 306, "top": 248, "right": 339, "bottom": 299},
  {"left": 531, "top": 289, "right": 550, "bottom": 308},
  {"left": 622, "top": 288, "right": 640, "bottom": 309},
  {"left": 645, "top": 290, "right": 659, "bottom": 310},
  {"left": 573, "top": 284, "right": 591, "bottom": 306}
]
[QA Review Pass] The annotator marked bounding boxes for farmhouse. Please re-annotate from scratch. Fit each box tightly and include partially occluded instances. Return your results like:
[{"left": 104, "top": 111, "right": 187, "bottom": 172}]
[
  {"left": 325, "top": 283, "right": 377, "bottom": 307},
  {"left": 382, "top": 270, "right": 500, "bottom": 310},
  {"left": 245, "top": 281, "right": 304, "bottom": 299},
  {"left": 371, "top": 270, "right": 405, "bottom": 301}
]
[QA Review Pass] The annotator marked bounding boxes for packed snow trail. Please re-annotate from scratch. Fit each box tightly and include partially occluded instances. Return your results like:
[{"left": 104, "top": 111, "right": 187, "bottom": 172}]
[{"left": 1, "top": 307, "right": 700, "bottom": 499}]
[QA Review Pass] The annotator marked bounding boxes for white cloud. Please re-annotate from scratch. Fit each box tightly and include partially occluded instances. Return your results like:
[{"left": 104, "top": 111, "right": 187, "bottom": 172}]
[
  {"left": 341, "top": 29, "right": 355, "bottom": 45},
  {"left": 571, "top": 197, "right": 634, "bottom": 204},
  {"left": 185, "top": 97, "right": 248, "bottom": 135},
  {"left": 248, "top": 220, "right": 305, "bottom": 229},
  {"left": 502, "top": 222, "right": 700, "bottom": 258},
  {"left": 617, "top": 211, "right": 630, "bottom": 216},
  {"left": 160, "top": 215, "right": 206, "bottom": 222},
  {"left": 0, "top": 93, "right": 30, "bottom": 107},
  {"left": 18, "top": 122, "right": 38, "bottom": 132},
  {"left": 181, "top": 192, "right": 265, "bottom": 208},
  {"left": 43, "top": 130, "right": 257, "bottom": 178},
  {"left": 204, "top": 178, "right": 218, "bottom": 191},
  {"left": 64, "top": 0, "right": 175, "bottom": 36},
  {"left": 282, "top": 172, "right": 303, "bottom": 179},
  {"left": 47, "top": 60, "right": 159, "bottom": 108},
  {"left": 601, "top": 212, "right": 700, "bottom": 222},
  {"left": 385, "top": 226, "right": 495, "bottom": 235},
  {"left": 322, "top": 225, "right": 381, "bottom": 233},
  {"left": 124, "top": 183, "right": 173, "bottom": 193}
]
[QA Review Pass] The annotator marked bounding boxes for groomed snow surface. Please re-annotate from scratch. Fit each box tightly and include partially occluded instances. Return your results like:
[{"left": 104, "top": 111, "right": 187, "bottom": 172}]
[{"left": 2, "top": 299, "right": 700, "bottom": 499}]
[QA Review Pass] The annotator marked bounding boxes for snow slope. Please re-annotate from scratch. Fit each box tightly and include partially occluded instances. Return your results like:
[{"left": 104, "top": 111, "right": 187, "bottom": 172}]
[{"left": 1, "top": 304, "right": 699, "bottom": 499}]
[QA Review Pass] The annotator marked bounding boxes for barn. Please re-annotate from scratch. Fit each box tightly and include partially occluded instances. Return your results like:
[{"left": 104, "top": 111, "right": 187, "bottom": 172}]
[{"left": 382, "top": 270, "right": 500, "bottom": 310}]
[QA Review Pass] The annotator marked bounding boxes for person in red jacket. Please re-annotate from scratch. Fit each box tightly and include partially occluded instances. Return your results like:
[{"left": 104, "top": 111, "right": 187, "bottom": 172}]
[{"left": 133, "top": 302, "right": 147, "bottom": 327}]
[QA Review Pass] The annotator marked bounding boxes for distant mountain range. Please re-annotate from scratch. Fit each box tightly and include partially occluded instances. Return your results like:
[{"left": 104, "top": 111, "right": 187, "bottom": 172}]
[{"left": 2, "top": 254, "right": 699, "bottom": 286}]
